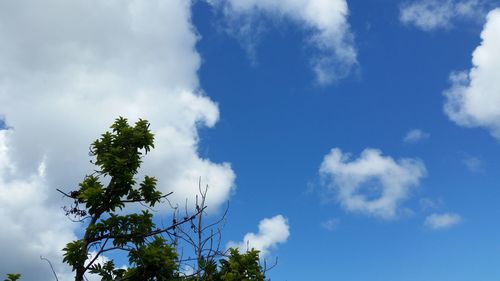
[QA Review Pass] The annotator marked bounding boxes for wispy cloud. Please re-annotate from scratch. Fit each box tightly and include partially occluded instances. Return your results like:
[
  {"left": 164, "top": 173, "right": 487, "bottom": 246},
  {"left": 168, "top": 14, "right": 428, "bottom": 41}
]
[
  {"left": 208, "top": 0, "right": 357, "bottom": 84},
  {"left": 404, "top": 129, "right": 430, "bottom": 143},
  {"left": 463, "top": 156, "right": 483, "bottom": 172},
  {"left": 321, "top": 218, "right": 340, "bottom": 231},
  {"left": 419, "top": 198, "right": 444, "bottom": 211},
  {"left": 425, "top": 213, "right": 462, "bottom": 229},
  {"left": 400, "top": 0, "right": 485, "bottom": 31}
]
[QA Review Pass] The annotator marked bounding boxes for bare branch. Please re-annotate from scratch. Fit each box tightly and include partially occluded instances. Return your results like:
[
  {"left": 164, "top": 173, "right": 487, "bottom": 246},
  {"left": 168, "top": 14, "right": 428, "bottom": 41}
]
[
  {"left": 40, "top": 256, "right": 59, "bottom": 281},
  {"left": 88, "top": 206, "right": 205, "bottom": 243}
]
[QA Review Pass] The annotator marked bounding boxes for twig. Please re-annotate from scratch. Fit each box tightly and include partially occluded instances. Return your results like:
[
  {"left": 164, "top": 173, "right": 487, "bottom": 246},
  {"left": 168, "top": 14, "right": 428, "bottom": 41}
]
[{"left": 40, "top": 256, "right": 59, "bottom": 281}]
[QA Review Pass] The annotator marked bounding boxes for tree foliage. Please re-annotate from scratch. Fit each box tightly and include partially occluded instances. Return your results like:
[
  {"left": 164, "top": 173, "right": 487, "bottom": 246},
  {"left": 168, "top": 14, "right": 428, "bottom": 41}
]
[
  {"left": 3, "top": 274, "right": 21, "bottom": 281},
  {"left": 218, "top": 249, "right": 265, "bottom": 281},
  {"left": 59, "top": 117, "right": 268, "bottom": 281}
]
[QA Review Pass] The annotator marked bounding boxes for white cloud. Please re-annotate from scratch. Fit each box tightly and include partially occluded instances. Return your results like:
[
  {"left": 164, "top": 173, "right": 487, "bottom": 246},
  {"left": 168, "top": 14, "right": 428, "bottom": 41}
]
[
  {"left": 0, "top": 131, "right": 76, "bottom": 281},
  {"left": 209, "top": 0, "right": 357, "bottom": 84},
  {"left": 419, "top": 197, "right": 444, "bottom": 211},
  {"left": 463, "top": 156, "right": 482, "bottom": 172},
  {"left": 425, "top": 213, "right": 462, "bottom": 229},
  {"left": 443, "top": 9, "right": 500, "bottom": 139},
  {"left": 321, "top": 218, "right": 340, "bottom": 231},
  {"left": 320, "top": 148, "right": 426, "bottom": 219},
  {"left": 0, "top": 1, "right": 235, "bottom": 280},
  {"left": 400, "top": 0, "right": 484, "bottom": 31},
  {"left": 227, "top": 215, "right": 290, "bottom": 257},
  {"left": 404, "top": 129, "right": 430, "bottom": 143}
]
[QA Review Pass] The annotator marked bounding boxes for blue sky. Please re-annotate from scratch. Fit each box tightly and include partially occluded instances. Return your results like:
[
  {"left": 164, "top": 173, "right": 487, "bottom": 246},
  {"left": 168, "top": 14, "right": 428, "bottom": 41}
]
[
  {"left": 194, "top": 1, "right": 500, "bottom": 280},
  {"left": 1, "top": 0, "right": 500, "bottom": 280}
]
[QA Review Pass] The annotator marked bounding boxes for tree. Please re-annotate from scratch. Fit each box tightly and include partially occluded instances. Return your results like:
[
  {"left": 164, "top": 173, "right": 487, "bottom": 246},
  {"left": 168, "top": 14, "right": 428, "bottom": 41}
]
[
  {"left": 180, "top": 249, "right": 265, "bottom": 281},
  {"left": 3, "top": 274, "right": 21, "bottom": 281},
  {"left": 58, "top": 117, "right": 269, "bottom": 281},
  {"left": 218, "top": 249, "right": 265, "bottom": 281},
  {"left": 61, "top": 117, "right": 200, "bottom": 281}
]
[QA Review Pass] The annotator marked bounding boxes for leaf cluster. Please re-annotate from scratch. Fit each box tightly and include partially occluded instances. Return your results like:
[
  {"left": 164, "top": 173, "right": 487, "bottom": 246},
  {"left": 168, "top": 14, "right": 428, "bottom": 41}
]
[
  {"left": 188, "top": 249, "right": 265, "bottom": 281},
  {"left": 3, "top": 274, "right": 21, "bottom": 281}
]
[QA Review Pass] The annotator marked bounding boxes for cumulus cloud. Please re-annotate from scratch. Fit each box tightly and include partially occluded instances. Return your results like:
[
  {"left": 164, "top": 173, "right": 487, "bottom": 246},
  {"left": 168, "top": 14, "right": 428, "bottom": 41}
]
[
  {"left": 0, "top": 131, "right": 76, "bottom": 281},
  {"left": 209, "top": 0, "right": 357, "bottom": 84},
  {"left": 227, "top": 215, "right": 290, "bottom": 257},
  {"left": 425, "top": 213, "right": 462, "bottom": 229},
  {"left": 443, "top": 9, "right": 500, "bottom": 139},
  {"left": 400, "top": 0, "right": 484, "bottom": 31},
  {"left": 320, "top": 148, "right": 426, "bottom": 219},
  {"left": 0, "top": 1, "right": 235, "bottom": 279},
  {"left": 404, "top": 129, "right": 430, "bottom": 143}
]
